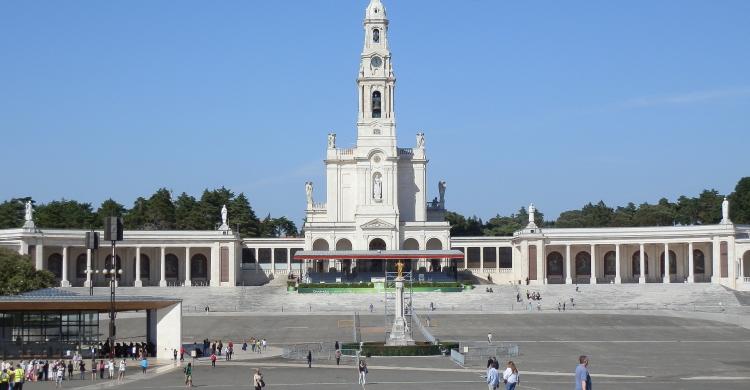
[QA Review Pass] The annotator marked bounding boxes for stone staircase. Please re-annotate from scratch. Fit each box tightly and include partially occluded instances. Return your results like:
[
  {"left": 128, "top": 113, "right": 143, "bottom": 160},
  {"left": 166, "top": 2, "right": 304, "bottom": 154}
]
[{"left": 62, "top": 283, "right": 744, "bottom": 315}]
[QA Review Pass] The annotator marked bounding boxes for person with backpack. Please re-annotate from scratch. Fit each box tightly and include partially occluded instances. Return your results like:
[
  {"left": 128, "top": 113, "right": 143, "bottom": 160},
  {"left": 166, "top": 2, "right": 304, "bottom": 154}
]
[
  {"left": 183, "top": 363, "right": 192, "bottom": 388},
  {"left": 252, "top": 369, "right": 264, "bottom": 390},
  {"left": 209, "top": 353, "right": 217, "bottom": 368}
]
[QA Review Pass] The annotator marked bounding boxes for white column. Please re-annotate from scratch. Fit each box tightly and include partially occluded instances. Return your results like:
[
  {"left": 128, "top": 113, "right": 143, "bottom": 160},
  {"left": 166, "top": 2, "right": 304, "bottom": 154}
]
[
  {"left": 590, "top": 244, "right": 597, "bottom": 284},
  {"left": 254, "top": 248, "right": 259, "bottom": 273},
  {"left": 159, "top": 246, "right": 167, "bottom": 287},
  {"left": 663, "top": 243, "right": 670, "bottom": 283},
  {"left": 210, "top": 244, "right": 221, "bottom": 286},
  {"left": 688, "top": 242, "right": 694, "bottom": 283},
  {"left": 184, "top": 247, "right": 192, "bottom": 286},
  {"left": 84, "top": 248, "right": 92, "bottom": 288},
  {"left": 639, "top": 244, "right": 646, "bottom": 283},
  {"left": 287, "top": 248, "right": 292, "bottom": 272},
  {"left": 35, "top": 244, "right": 44, "bottom": 271},
  {"left": 537, "top": 240, "right": 545, "bottom": 284},
  {"left": 463, "top": 247, "right": 468, "bottom": 269},
  {"left": 565, "top": 244, "right": 572, "bottom": 284},
  {"left": 495, "top": 247, "right": 500, "bottom": 272},
  {"left": 479, "top": 247, "right": 484, "bottom": 273},
  {"left": 711, "top": 236, "right": 720, "bottom": 283},
  {"left": 61, "top": 246, "right": 70, "bottom": 287},
  {"left": 615, "top": 243, "right": 621, "bottom": 284},
  {"left": 134, "top": 247, "right": 142, "bottom": 287},
  {"left": 271, "top": 248, "right": 276, "bottom": 274}
]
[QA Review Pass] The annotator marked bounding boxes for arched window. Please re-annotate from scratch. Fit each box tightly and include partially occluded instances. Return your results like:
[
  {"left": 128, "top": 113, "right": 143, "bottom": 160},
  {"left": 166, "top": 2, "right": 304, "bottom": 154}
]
[
  {"left": 373, "top": 28, "right": 380, "bottom": 43},
  {"left": 104, "top": 255, "right": 123, "bottom": 279},
  {"left": 603, "top": 251, "right": 617, "bottom": 276},
  {"left": 75, "top": 254, "right": 87, "bottom": 278},
  {"left": 546, "top": 252, "right": 563, "bottom": 276},
  {"left": 48, "top": 253, "right": 63, "bottom": 279},
  {"left": 575, "top": 252, "right": 591, "bottom": 276},
  {"left": 191, "top": 254, "right": 208, "bottom": 279},
  {"left": 372, "top": 91, "right": 381, "bottom": 118},
  {"left": 632, "top": 251, "right": 649, "bottom": 276},
  {"left": 132, "top": 254, "right": 151, "bottom": 279},
  {"left": 165, "top": 254, "right": 179, "bottom": 279},
  {"left": 369, "top": 238, "right": 387, "bottom": 251},
  {"left": 693, "top": 250, "right": 705, "bottom": 275},
  {"left": 660, "top": 250, "right": 677, "bottom": 276}
]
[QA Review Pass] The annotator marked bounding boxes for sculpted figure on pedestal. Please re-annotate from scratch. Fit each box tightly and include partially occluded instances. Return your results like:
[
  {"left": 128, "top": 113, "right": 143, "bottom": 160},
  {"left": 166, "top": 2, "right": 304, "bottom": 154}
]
[
  {"left": 373, "top": 175, "right": 383, "bottom": 201},
  {"left": 438, "top": 181, "right": 447, "bottom": 204},
  {"left": 327, "top": 133, "right": 336, "bottom": 149},
  {"left": 416, "top": 132, "right": 425, "bottom": 149},
  {"left": 305, "top": 182, "right": 314, "bottom": 206},
  {"left": 221, "top": 205, "right": 228, "bottom": 226},
  {"left": 24, "top": 201, "right": 33, "bottom": 222}
]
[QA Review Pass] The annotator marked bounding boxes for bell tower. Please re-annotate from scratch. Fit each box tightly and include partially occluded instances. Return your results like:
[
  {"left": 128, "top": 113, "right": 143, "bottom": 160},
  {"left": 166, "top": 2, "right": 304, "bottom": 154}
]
[{"left": 357, "top": 0, "right": 396, "bottom": 150}]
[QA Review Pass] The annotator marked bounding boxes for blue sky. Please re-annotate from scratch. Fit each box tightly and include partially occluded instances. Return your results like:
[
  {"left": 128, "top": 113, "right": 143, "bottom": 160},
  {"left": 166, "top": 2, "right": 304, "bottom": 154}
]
[{"left": 1, "top": 0, "right": 748, "bottom": 225}]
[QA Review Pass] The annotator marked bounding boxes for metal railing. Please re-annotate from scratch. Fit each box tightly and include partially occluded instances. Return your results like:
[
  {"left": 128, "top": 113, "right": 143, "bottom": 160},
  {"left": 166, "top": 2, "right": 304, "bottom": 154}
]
[{"left": 413, "top": 311, "right": 436, "bottom": 344}]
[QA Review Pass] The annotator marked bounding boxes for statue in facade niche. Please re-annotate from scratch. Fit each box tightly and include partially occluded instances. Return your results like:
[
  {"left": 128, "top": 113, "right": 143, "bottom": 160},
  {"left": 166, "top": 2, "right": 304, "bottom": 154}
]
[
  {"left": 438, "top": 180, "right": 446, "bottom": 204},
  {"left": 24, "top": 201, "right": 33, "bottom": 222},
  {"left": 416, "top": 132, "right": 425, "bottom": 149},
  {"left": 327, "top": 133, "right": 336, "bottom": 149},
  {"left": 305, "top": 182, "right": 314, "bottom": 206},
  {"left": 721, "top": 197, "right": 730, "bottom": 223},
  {"left": 373, "top": 175, "right": 383, "bottom": 201}
]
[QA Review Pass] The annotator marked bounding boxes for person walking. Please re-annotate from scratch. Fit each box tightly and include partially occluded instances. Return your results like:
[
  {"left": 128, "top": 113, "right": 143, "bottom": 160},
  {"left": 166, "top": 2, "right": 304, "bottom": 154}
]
[
  {"left": 252, "top": 369, "right": 264, "bottom": 390},
  {"left": 54, "top": 363, "right": 64, "bottom": 388},
  {"left": 210, "top": 353, "right": 217, "bottom": 368},
  {"left": 183, "top": 363, "right": 192, "bottom": 388},
  {"left": 90, "top": 360, "right": 96, "bottom": 381},
  {"left": 117, "top": 360, "right": 126, "bottom": 383},
  {"left": 0, "top": 368, "right": 9, "bottom": 390},
  {"left": 357, "top": 359, "right": 367, "bottom": 387},
  {"left": 487, "top": 332, "right": 493, "bottom": 344},
  {"left": 140, "top": 358, "right": 148, "bottom": 375},
  {"left": 97, "top": 360, "right": 104, "bottom": 380},
  {"left": 107, "top": 359, "right": 114, "bottom": 380},
  {"left": 306, "top": 351, "right": 312, "bottom": 368},
  {"left": 486, "top": 360, "right": 500, "bottom": 390},
  {"left": 180, "top": 346, "right": 185, "bottom": 362},
  {"left": 335, "top": 349, "right": 341, "bottom": 365},
  {"left": 575, "top": 355, "right": 592, "bottom": 390},
  {"left": 502, "top": 361, "right": 519, "bottom": 390},
  {"left": 13, "top": 364, "right": 24, "bottom": 390},
  {"left": 66, "top": 361, "right": 73, "bottom": 381},
  {"left": 78, "top": 361, "right": 85, "bottom": 381},
  {"left": 173, "top": 349, "right": 178, "bottom": 362}
]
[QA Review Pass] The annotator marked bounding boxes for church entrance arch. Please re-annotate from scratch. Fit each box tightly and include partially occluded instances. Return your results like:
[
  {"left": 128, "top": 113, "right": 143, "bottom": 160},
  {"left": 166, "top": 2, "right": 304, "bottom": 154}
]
[
  {"left": 47, "top": 253, "right": 63, "bottom": 280},
  {"left": 426, "top": 238, "right": 443, "bottom": 272},
  {"left": 336, "top": 239, "right": 353, "bottom": 274},
  {"left": 312, "top": 239, "right": 329, "bottom": 273},
  {"left": 402, "top": 238, "right": 419, "bottom": 272},
  {"left": 363, "top": 238, "right": 387, "bottom": 273}
]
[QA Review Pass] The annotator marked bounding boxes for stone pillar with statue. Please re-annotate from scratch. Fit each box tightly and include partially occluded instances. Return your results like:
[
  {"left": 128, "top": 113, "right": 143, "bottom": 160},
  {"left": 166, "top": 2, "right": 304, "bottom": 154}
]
[{"left": 387, "top": 260, "right": 415, "bottom": 346}]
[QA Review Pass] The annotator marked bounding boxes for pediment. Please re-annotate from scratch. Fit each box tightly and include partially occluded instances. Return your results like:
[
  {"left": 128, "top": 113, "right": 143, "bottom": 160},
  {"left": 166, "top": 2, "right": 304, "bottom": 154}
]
[{"left": 360, "top": 218, "right": 395, "bottom": 230}]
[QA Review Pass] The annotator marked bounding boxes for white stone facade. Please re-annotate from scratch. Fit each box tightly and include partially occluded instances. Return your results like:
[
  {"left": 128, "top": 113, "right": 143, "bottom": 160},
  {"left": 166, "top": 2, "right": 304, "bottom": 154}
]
[{"left": 1, "top": 0, "right": 750, "bottom": 290}]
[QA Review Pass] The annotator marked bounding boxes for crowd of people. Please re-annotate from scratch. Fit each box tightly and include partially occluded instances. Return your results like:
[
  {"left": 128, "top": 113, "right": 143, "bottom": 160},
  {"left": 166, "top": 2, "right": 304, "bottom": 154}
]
[
  {"left": 0, "top": 354, "right": 139, "bottom": 389},
  {"left": 486, "top": 357, "right": 519, "bottom": 390}
]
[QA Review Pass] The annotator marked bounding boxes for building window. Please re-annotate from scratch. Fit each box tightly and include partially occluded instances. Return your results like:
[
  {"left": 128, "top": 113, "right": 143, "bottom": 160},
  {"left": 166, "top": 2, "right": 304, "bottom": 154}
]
[
  {"left": 75, "top": 254, "right": 87, "bottom": 278},
  {"left": 47, "top": 254, "right": 63, "bottom": 279},
  {"left": 546, "top": 252, "right": 563, "bottom": 276},
  {"left": 632, "top": 251, "right": 648, "bottom": 276},
  {"left": 694, "top": 250, "right": 705, "bottom": 274},
  {"left": 603, "top": 251, "right": 616, "bottom": 276},
  {"left": 575, "top": 252, "right": 591, "bottom": 276},
  {"left": 373, "top": 28, "right": 380, "bottom": 43},
  {"left": 660, "top": 250, "right": 677, "bottom": 276},
  {"left": 191, "top": 254, "right": 208, "bottom": 279},
  {"left": 165, "top": 254, "right": 179, "bottom": 279},
  {"left": 372, "top": 91, "right": 381, "bottom": 118}
]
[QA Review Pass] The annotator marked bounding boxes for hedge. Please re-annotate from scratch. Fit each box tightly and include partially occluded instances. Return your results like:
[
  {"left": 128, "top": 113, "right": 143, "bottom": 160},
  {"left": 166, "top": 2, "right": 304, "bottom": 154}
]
[{"left": 297, "top": 282, "right": 374, "bottom": 289}]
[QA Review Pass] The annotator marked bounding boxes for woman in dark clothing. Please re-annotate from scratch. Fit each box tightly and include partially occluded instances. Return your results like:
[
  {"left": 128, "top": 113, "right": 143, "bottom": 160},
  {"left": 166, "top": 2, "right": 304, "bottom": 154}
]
[
  {"left": 307, "top": 351, "right": 312, "bottom": 368},
  {"left": 99, "top": 360, "right": 105, "bottom": 379}
]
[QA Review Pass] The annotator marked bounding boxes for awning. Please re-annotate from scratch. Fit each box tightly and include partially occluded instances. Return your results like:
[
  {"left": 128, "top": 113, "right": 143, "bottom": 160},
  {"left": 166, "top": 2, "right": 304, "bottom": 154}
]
[
  {"left": 293, "top": 249, "right": 464, "bottom": 260},
  {"left": 0, "top": 288, "right": 181, "bottom": 312}
]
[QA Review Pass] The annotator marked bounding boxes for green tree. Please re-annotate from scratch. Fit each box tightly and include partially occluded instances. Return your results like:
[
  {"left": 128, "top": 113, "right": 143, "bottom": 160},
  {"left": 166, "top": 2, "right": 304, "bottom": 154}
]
[
  {"left": 730, "top": 177, "right": 750, "bottom": 224},
  {"left": 445, "top": 211, "right": 483, "bottom": 236},
  {"left": 633, "top": 199, "right": 676, "bottom": 226},
  {"left": 695, "top": 189, "right": 722, "bottom": 224},
  {"left": 228, "top": 193, "right": 261, "bottom": 237},
  {"left": 556, "top": 210, "right": 586, "bottom": 228},
  {"left": 145, "top": 188, "right": 176, "bottom": 230},
  {"left": 610, "top": 203, "right": 637, "bottom": 227},
  {"left": 580, "top": 201, "right": 613, "bottom": 227},
  {"left": 95, "top": 198, "right": 127, "bottom": 227},
  {"left": 124, "top": 197, "right": 149, "bottom": 229},
  {"left": 0, "top": 197, "right": 30, "bottom": 229},
  {"left": 198, "top": 188, "right": 235, "bottom": 230},
  {"left": 0, "top": 248, "right": 56, "bottom": 295},
  {"left": 35, "top": 199, "right": 96, "bottom": 228},
  {"left": 174, "top": 192, "right": 202, "bottom": 230}
]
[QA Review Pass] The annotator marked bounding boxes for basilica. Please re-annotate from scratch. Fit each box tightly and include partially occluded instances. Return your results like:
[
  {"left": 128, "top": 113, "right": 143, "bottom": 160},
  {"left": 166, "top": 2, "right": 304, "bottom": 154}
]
[{"left": 1, "top": 0, "right": 749, "bottom": 290}]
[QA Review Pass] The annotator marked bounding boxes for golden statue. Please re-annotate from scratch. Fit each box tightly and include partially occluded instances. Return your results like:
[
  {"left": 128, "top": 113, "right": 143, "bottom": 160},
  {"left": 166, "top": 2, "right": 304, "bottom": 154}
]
[{"left": 396, "top": 260, "right": 405, "bottom": 278}]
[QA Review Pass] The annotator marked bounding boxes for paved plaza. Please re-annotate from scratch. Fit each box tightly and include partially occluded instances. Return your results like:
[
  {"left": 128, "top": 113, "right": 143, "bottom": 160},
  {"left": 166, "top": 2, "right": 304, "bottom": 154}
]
[{"left": 60, "top": 306, "right": 750, "bottom": 390}]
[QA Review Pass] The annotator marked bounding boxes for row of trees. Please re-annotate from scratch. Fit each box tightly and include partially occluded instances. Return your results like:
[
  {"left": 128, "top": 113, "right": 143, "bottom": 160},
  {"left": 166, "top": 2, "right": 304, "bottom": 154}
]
[
  {"left": 449, "top": 177, "right": 750, "bottom": 236},
  {"left": 0, "top": 187, "right": 298, "bottom": 238}
]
